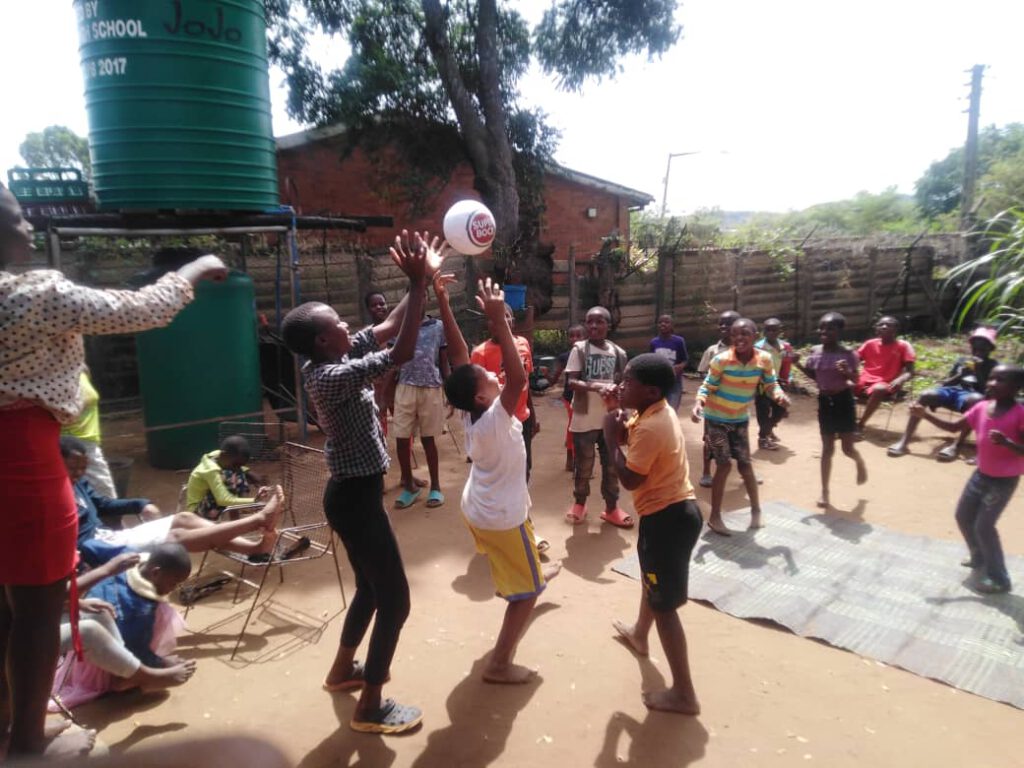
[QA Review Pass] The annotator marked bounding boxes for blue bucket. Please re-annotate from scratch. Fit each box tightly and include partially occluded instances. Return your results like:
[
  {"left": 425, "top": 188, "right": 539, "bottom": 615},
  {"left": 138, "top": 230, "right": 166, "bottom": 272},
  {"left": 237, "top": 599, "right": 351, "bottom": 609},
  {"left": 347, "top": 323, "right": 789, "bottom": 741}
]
[{"left": 504, "top": 284, "right": 527, "bottom": 310}]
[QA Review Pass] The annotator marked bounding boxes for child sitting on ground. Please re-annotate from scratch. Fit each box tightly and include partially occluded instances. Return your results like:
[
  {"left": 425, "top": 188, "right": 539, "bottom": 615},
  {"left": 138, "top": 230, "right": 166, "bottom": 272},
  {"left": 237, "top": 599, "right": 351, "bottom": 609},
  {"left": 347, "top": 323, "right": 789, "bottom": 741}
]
[
  {"left": 888, "top": 326, "right": 999, "bottom": 461},
  {"left": 692, "top": 318, "right": 789, "bottom": 534},
  {"left": 603, "top": 354, "right": 703, "bottom": 715},
  {"left": 54, "top": 551, "right": 197, "bottom": 709},
  {"left": 910, "top": 364, "right": 1024, "bottom": 594},
  {"left": 855, "top": 315, "right": 915, "bottom": 434},
  {"left": 185, "top": 435, "right": 267, "bottom": 520},
  {"left": 564, "top": 306, "right": 631, "bottom": 528},
  {"left": 439, "top": 275, "right": 561, "bottom": 683},
  {"left": 795, "top": 312, "right": 868, "bottom": 508},
  {"left": 696, "top": 310, "right": 740, "bottom": 487},
  {"left": 550, "top": 324, "right": 586, "bottom": 472},
  {"left": 753, "top": 317, "right": 795, "bottom": 450},
  {"left": 80, "top": 544, "right": 194, "bottom": 689}
]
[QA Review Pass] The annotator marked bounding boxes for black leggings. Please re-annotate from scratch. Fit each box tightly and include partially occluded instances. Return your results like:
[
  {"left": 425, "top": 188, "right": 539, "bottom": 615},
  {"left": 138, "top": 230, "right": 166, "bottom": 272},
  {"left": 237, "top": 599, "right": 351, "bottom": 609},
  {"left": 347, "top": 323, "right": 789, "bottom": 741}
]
[{"left": 324, "top": 474, "right": 410, "bottom": 686}]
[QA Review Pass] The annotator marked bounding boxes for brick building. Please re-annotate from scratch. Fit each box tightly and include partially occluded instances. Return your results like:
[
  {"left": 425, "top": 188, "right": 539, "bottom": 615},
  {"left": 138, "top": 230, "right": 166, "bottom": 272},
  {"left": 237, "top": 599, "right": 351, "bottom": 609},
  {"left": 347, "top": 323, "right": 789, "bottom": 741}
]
[{"left": 276, "top": 124, "right": 654, "bottom": 315}]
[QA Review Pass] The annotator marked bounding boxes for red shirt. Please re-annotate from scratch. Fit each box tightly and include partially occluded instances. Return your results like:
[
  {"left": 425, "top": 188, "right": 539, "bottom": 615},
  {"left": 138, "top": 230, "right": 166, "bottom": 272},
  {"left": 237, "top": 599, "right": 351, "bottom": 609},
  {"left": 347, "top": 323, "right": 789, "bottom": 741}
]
[
  {"left": 471, "top": 337, "right": 533, "bottom": 422},
  {"left": 856, "top": 338, "right": 915, "bottom": 386}
]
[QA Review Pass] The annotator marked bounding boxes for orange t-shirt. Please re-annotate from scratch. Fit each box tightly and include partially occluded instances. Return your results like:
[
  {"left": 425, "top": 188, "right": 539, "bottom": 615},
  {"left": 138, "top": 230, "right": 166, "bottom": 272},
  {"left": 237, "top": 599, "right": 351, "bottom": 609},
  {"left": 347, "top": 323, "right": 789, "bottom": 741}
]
[{"left": 471, "top": 337, "right": 533, "bottom": 422}]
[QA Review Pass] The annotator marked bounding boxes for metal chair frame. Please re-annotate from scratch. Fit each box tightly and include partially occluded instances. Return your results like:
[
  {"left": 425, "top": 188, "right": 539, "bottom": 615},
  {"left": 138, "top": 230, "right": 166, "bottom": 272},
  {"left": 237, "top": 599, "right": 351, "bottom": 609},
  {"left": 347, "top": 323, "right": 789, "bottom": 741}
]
[{"left": 183, "top": 442, "right": 346, "bottom": 659}]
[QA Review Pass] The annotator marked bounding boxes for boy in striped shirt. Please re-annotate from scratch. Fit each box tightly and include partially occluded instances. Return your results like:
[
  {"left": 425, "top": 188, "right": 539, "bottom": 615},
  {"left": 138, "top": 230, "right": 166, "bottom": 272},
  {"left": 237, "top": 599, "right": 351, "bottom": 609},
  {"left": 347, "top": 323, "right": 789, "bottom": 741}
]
[{"left": 691, "top": 318, "right": 789, "bottom": 534}]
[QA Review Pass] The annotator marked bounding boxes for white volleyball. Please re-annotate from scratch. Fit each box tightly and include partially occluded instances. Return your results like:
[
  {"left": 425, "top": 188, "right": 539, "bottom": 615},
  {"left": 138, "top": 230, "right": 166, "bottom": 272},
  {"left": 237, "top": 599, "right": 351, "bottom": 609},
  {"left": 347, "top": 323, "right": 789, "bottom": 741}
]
[{"left": 443, "top": 200, "right": 496, "bottom": 255}]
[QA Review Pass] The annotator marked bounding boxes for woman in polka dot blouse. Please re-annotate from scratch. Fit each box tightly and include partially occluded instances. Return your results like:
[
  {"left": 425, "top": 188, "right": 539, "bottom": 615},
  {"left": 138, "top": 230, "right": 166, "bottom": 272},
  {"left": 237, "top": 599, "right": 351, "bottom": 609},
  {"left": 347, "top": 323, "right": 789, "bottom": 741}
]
[{"left": 0, "top": 185, "right": 227, "bottom": 757}]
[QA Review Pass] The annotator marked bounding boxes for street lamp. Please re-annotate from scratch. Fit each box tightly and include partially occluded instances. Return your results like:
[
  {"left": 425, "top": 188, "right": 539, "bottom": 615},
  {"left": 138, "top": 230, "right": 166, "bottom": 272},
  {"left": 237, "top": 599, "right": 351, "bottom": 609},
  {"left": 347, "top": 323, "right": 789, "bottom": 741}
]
[
  {"left": 660, "top": 151, "right": 700, "bottom": 218},
  {"left": 660, "top": 150, "right": 728, "bottom": 218}
]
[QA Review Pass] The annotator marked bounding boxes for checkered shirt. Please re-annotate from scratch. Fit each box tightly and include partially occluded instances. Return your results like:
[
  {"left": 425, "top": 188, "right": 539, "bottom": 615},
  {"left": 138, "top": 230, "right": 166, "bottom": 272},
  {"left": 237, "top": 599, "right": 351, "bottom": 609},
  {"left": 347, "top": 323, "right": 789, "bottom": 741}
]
[{"left": 302, "top": 328, "right": 394, "bottom": 480}]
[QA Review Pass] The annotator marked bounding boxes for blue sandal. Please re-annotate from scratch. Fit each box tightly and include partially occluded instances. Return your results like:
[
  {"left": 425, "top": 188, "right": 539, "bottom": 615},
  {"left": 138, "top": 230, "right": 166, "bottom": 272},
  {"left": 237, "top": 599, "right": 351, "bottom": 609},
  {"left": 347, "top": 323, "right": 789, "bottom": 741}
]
[
  {"left": 395, "top": 488, "right": 422, "bottom": 509},
  {"left": 426, "top": 490, "right": 445, "bottom": 508},
  {"left": 350, "top": 698, "right": 423, "bottom": 734}
]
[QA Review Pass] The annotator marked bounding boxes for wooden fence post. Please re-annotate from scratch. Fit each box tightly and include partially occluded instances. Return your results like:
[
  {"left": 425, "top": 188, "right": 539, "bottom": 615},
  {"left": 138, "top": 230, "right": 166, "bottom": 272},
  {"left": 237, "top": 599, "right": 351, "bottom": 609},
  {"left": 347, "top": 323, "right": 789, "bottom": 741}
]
[{"left": 866, "top": 246, "right": 878, "bottom": 327}]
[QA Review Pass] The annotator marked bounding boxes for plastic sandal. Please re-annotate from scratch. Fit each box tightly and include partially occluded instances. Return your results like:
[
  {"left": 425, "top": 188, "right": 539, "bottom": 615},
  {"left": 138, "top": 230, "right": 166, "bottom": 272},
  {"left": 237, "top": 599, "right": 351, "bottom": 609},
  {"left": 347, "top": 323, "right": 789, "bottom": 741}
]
[
  {"left": 600, "top": 507, "right": 635, "bottom": 529},
  {"left": 349, "top": 698, "right": 423, "bottom": 734},
  {"left": 425, "top": 490, "right": 445, "bottom": 508},
  {"left": 395, "top": 488, "right": 422, "bottom": 509},
  {"left": 565, "top": 503, "right": 587, "bottom": 525}
]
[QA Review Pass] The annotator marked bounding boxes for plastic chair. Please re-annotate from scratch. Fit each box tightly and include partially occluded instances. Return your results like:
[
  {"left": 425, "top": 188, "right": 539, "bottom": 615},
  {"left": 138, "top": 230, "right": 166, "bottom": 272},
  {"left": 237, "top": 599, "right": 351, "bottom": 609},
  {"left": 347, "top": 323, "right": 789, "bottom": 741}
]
[{"left": 184, "top": 442, "right": 346, "bottom": 659}]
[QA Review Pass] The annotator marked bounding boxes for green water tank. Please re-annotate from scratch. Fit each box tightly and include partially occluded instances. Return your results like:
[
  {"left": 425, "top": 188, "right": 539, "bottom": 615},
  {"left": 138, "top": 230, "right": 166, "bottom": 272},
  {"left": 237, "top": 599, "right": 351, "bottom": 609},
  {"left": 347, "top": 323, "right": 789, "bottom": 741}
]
[
  {"left": 74, "top": 0, "right": 278, "bottom": 210},
  {"left": 136, "top": 271, "right": 263, "bottom": 469}
]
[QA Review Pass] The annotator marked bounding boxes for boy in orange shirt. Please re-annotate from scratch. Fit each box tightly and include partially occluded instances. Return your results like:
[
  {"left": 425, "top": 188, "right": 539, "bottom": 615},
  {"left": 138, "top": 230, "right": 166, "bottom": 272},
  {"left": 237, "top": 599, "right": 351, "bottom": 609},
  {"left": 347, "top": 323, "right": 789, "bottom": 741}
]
[{"left": 603, "top": 354, "right": 704, "bottom": 714}]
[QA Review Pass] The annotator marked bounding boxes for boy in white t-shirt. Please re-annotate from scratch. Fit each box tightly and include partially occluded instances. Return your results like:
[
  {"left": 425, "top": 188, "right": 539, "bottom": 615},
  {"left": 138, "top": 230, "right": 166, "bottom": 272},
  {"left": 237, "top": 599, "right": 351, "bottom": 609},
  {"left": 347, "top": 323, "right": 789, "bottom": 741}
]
[{"left": 438, "top": 273, "right": 561, "bottom": 684}]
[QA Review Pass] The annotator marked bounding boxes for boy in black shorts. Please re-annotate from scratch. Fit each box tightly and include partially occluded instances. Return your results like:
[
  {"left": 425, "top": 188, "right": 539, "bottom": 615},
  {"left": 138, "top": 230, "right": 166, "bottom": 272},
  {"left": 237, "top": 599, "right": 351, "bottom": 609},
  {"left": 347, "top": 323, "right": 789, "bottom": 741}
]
[{"left": 602, "top": 354, "right": 704, "bottom": 714}]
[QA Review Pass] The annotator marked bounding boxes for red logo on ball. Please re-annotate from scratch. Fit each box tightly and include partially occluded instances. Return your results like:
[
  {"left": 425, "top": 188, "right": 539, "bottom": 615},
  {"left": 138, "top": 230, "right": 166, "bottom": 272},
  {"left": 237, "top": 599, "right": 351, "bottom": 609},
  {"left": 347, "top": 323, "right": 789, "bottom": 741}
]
[{"left": 466, "top": 211, "right": 496, "bottom": 247}]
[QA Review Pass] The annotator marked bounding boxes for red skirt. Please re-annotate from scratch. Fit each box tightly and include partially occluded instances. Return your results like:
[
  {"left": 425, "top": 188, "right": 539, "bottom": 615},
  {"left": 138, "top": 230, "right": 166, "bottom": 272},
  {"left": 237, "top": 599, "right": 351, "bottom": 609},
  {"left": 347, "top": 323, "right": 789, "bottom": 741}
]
[{"left": 0, "top": 406, "right": 78, "bottom": 585}]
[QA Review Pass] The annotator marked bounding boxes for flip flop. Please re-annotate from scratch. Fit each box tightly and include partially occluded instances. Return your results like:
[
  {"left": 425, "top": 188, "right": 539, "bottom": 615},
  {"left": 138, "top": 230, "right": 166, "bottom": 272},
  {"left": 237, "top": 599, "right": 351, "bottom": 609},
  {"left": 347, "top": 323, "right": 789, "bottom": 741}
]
[
  {"left": 600, "top": 507, "right": 634, "bottom": 529},
  {"left": 395, "top": 488, "right": 422, "bottom": 509},
  {"left": 425, "top": 490, "right": 445, "bottom": 508},
  {"left": 886, "top": 445, "right": 907, "bottom": 457},
  {"left": 179, "top": 575, "right": 231, "bottom": 605},
  {"left": 937, "top": 445, "right": 958, "bottom": 462},
  {"left": 280, "top": 536, "right": 312, "bottom": 561},
  {"left": 350, "top": 698, "right": 423, "bottom": 734}
]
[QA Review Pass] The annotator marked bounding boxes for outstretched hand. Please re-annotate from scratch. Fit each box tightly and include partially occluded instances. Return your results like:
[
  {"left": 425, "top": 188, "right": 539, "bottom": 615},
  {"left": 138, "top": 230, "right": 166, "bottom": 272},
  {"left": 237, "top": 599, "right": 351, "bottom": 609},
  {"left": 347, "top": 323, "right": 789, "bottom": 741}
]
[
  {"left": 476, "top": 277, "right": 507, "bottom": 324},
  {"left": 389, "top": 231, "right": 448, "bottom": 283},
  {"left": 433, "top": 272, "right": 457, "bottom": 301},
  {"left": 178, "top": 254, "right": 228, "bottom": 286}
]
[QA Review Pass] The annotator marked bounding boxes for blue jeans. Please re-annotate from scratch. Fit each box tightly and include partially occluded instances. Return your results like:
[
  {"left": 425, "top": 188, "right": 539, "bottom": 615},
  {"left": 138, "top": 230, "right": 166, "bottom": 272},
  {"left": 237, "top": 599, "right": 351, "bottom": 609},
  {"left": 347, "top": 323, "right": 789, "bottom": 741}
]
[{"left": 955, "top": 470, "right": 1018, "bottom": 586}]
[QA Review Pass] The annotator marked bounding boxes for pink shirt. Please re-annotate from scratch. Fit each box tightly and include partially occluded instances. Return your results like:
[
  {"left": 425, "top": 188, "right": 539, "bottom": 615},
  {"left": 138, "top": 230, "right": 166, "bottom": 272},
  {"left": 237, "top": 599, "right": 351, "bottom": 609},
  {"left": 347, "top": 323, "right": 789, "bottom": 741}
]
[{"left": 964, "top": 400, "right": 1024, "bottom": 478}]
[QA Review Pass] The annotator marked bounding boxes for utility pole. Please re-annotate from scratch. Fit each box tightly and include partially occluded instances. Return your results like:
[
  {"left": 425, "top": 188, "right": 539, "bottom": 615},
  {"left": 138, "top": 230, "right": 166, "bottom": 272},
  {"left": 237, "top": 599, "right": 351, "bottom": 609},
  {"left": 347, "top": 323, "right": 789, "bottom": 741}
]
[{"left": 961, "top": 65, "right": 984, "bottom": 231}]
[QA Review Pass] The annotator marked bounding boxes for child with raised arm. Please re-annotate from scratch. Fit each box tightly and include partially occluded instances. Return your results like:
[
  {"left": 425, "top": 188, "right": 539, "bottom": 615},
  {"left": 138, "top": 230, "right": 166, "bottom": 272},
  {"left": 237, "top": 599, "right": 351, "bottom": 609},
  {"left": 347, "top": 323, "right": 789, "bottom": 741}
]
[
  {"left": 692, "top": 318, "right": 788, "bottom": 534},
  {"left": 439, "top": 274, "right": 561, "bottom": 684},
  {"left": 911, "top": 365, "right": 1024, "bottom": 594},
  {"left": 280, "top": 230, "right": 441, "bottom": 735},
  {"left": 795, "top": 312, "right": 867, "bottom": 508},
  {"left": 603, "top": 354, "right": 703, "bottom": 714}
]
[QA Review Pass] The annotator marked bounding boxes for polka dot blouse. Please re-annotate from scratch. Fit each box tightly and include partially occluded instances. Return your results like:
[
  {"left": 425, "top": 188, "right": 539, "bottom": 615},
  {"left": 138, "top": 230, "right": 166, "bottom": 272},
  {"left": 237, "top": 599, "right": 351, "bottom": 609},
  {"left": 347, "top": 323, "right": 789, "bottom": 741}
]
[{"left": 0, "top": 270, "right": 194, "bottom": 423}]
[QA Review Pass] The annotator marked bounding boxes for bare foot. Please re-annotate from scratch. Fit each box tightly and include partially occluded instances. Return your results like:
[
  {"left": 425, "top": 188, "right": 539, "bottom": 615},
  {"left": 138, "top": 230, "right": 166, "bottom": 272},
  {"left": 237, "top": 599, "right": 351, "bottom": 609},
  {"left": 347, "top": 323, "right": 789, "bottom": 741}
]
[
  {"left": 44, "top": 717, "right": 72, "bottom": 740},
  {"left": 643, "top": 688, "right": 701, "bottom": 715},
  {"left": 612, "top": 619, "right": 649, "bottom": 656},
  {"left": 855, "top": 458, "right": 868, "bottom": 485},
  {"left": 114, "top": 660, "right": 197, "bottom": 691},
  {"left": 542, "top": 562, "right": 562, "bottom": 582},
  {"left": 413, "top": 476, "right": 429, "bottom": 488},
  {"left": 748, "top": 510, "right": 764, "bottom": 530},
  {"left": 253, "top": 529, "right": 279, "bottom": 554},
  {"left": 482, "top": 663, "right": 538, "bottom": 684},
  {"left": 257, "top": 486, "right": 285, "bottom": 531},
  {"left": 707, "top": 516, "right": 732, "bottom": 536},
  {"left": 42, "top": 725, "right": 96, "bottom": 759},
  {"left": 816, "top": 497, "right": 829, "bottom": 509}
]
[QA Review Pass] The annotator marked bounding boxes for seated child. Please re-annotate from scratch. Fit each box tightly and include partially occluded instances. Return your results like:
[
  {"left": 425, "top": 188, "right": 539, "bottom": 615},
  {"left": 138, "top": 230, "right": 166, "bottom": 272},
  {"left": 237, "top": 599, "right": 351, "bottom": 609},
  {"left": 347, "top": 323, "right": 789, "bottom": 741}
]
[
  {"left": 63, "top": 436, "right": 282, "bottom": 564},
  {"left": 910, "top": 365, "right": 1024, "bottom": 594},
  {"left": 185, "top": 435, "right": 266, "bottom": 520},
  {"left": 439, "top": 274, "right": 561, "bottom": 683},
  {"left": 888, "top": 326, "right": 998, "bottom": 460},
  {"left": 54, "top": 552, "right": 197, "bottom": 709},
  {"left": 855, "top": 316, "right": 915, "bottom": 433},
  {"left": 603, "top": 354, "right": 703, "bottom": 714}
]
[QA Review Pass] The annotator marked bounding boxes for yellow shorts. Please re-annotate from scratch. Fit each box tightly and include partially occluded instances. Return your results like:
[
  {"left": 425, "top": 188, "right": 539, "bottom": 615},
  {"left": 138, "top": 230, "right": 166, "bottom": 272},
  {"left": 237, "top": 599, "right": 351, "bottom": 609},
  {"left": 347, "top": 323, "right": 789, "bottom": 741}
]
[
  {"left": 464, "top": 518, "right": 546, "bottom": 601},
  {"left": 393, "top": 383, "right": 445, "bottom": 438}
]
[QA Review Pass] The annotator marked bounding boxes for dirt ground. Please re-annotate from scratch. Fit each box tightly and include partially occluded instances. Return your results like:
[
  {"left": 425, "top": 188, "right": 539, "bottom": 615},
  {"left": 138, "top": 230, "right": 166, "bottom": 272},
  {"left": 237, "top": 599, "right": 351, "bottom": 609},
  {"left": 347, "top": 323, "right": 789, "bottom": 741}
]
[{"left": 82, "top": 387, "right": 1024, "bottom": 768}]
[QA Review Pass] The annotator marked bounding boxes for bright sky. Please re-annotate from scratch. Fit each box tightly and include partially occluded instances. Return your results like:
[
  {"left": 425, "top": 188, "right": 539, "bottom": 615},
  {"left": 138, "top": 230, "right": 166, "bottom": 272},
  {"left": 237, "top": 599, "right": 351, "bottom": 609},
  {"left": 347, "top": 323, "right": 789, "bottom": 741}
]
[{"left": 3, "top": 1, "right": 1022, "bottom": 214}]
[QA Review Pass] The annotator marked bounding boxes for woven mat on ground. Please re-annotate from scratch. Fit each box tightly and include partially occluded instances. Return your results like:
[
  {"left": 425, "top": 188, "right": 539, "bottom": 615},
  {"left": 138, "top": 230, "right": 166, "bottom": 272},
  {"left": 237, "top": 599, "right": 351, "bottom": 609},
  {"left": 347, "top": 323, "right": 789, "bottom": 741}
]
[{"left": 612, "top": 500, "right": 1024, "bottom": 709}]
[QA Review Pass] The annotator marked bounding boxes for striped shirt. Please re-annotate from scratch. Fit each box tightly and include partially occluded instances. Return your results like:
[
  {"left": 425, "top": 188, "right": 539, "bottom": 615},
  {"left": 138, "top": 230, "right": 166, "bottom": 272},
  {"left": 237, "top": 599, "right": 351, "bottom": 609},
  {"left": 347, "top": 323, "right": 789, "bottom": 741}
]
[{"left": 697, "top": 347, "right": 785, "bottom": 424}]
